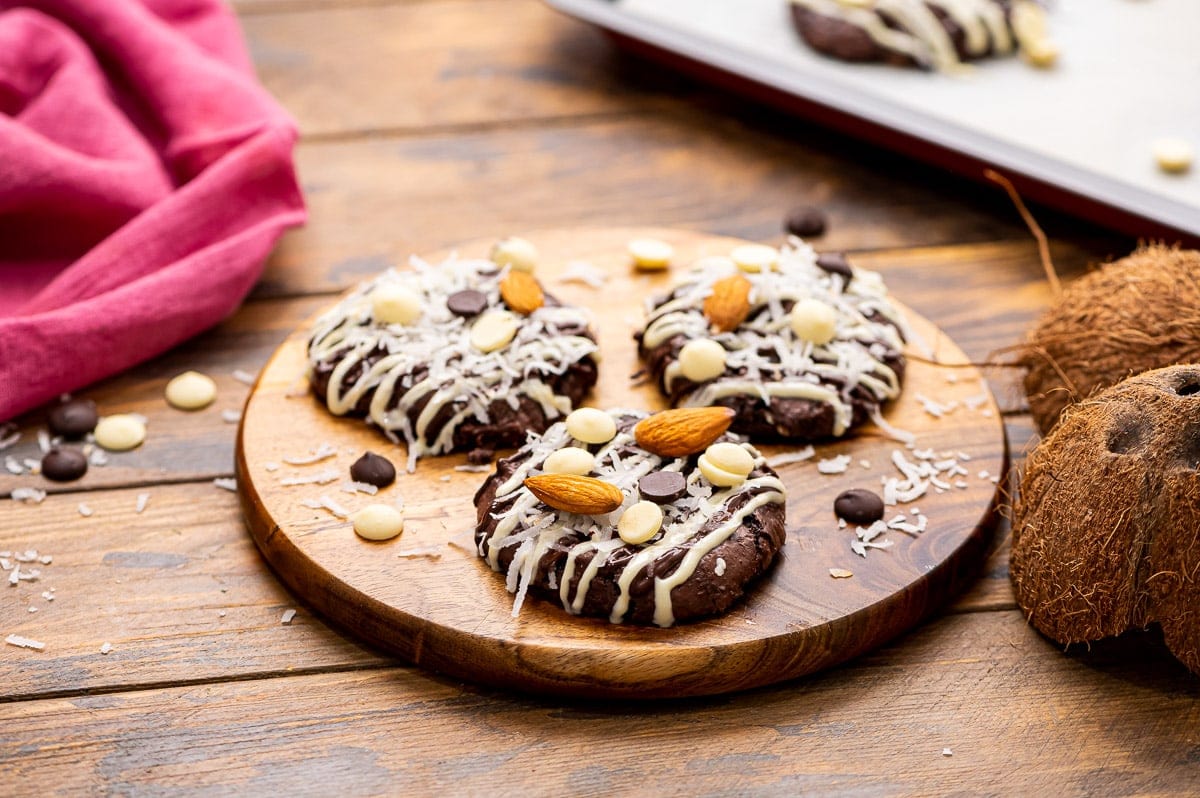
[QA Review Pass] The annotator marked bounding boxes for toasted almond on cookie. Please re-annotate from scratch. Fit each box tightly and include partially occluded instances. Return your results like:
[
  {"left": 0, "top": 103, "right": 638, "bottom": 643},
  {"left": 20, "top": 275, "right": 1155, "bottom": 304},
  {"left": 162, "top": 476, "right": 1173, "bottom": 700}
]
[
  {"left": 634, "top": 406, "right": 736, "bottom": 458},
  {"left": 524, "top": 474, "right": 624, "bottom": 515},
  {"left": 703, "top": 274, "right": 753, "bottom": 332},
  {"left": 499, "top": 270, "right": 544, "bottom": 315}
]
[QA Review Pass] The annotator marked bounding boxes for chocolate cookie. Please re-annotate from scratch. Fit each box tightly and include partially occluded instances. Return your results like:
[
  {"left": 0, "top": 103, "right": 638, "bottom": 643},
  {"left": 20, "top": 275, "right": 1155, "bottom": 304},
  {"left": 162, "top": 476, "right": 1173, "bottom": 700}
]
[
  {"left": 307, "top": 253, "right": 599, "bottom": 469},
  {"left": 473, "top": 409, "right": 787, "bottom": 627},
  {"left": 789, "top": 0, "right": 1021, "bottom": 72},
  {"left": 636, "top": 240, "right": 907, "bottom": 442}
]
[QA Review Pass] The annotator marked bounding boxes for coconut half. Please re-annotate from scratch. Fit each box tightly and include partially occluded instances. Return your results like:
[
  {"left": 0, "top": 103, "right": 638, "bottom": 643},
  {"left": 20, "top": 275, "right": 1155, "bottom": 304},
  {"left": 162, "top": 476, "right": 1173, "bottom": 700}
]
[
  {"left": 1020, "top": 246, "right": 1200, "bottom": 434},
  {"left": 1011, "top": 365, "right": 1200, "bottom": 674}
]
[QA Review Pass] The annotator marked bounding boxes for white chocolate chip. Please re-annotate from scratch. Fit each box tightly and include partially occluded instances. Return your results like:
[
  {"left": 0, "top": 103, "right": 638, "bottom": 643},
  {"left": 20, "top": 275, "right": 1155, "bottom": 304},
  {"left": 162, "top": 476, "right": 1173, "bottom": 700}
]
[
  {"left": 371, "top": 285, "right": 423, "bottom": 325},
  {"left": 564, "top": 407, "right": 616, "bottom": 444},
  {"left": 352, "top": 504, "right": 405, "bottom": 541},
  {"left": 469, "top": 310, "right": 519, "bottom": 353},
  {"left": 678, "top": 338, "right": 727, "bottom": 383},
  {"left": 688, "top": 255, "right": 738, "bottom": 278},
  {"left": 704, "top": 441, "right": 755, "bottom": 476},
  {"left": 617, "top": 500, "right": 664, "bottom": 545},
  {"left": 730, "top": 244, "right": 778, "bottom": 273},
  {"left": 164, "top": 371, "right": 217, "bottom": 411},
  {"left": 490, "top": 237, "right": 538, "bottom": 273},
  {"left": 790, "top": 297, "right": 838, "bottom": 345},
  {"left": 94, "top": 414, "right": 146, "bottom": 452},
  {"left": 542, "top": 446, "right": 595, "bottom": 476},
  {"left": 1153, "top": 138, "right": 1194, "bottom": 174},
  {"left": 697, "top": 454, "right": 746, "bottom": 488},
  {"left": 627, "top": 238, "right": 674, "bottom": 271}
]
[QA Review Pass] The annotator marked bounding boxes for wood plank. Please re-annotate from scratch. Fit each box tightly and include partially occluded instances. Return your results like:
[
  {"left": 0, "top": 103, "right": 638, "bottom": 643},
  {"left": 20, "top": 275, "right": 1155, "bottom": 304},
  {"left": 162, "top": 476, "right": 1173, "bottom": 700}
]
[
  {"left": 0, "top": 482, "right": 388, "bottom": 702},
  {"left": 3, "top": 239, "right": 1057, "bottom": 496},
  {"left": 241, "top": 0, "right": 665, "bottom": 138},
  {"left": 3, "top": 610, "right": 1196, "bottom": 794},
  {"left": 258, "top": 119, "right": 1126, "bottom": 298}
]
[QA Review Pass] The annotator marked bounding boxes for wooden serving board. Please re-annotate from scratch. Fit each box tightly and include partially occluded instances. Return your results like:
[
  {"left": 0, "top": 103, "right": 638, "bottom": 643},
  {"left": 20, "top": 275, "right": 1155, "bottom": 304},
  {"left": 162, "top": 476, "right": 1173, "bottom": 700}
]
[{"left": 236, "top": 228, "right": 1007, "bottom": 699}]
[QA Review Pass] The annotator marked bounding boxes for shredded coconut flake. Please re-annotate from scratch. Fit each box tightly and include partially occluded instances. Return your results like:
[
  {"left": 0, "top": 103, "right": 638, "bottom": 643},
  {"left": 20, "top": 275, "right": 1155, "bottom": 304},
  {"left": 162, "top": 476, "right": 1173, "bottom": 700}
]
[
  {"left": 280, "top": 608, "right": 297, "bottom": 625},
  {"left": 100, "top": 642, "right": 113, "bottom": 655},
  {"left": 0, "top": 424, "right": 19, "bottom": 451},
  {"left": 232, "top": 369, "right": 257, "bottom": 386},
  {"left": 11, "top": 488, "right": 47, "bottom": 504},
  {"left": 5, "top": 634, "right": 44, "bottom": 651},
  {"left": 340, "top": 480, "right": 379, "bottom": 496},
  {"left": 4, "top": 456, "right": 23, "bottom": 475},
  {"left": 829, "top": 568, "right": 853, "bottom": 579},
  {"left": 817, "top": 454, "right": 852, "bottom": 475},
  {"left": 78, "top": 503, "right": 94, "bottom": 518},
  {"left": 714, "top": 557, "right": 727, "bottom": 577},
  {"left": 280, "top": 469, "right": 340, "bottom": 486},
  {"left": 766, "top": 446, "right": 816, "bottom": 468},
  {"left": 213, "top": 478, "right": 238, "bottom": 492},
  {"left": 557, "top": 260, "right": 608, "bottom": 289},
  {"left": 221, "top": 409, "right": 242, "bottom": 424},
  {"left": 454, "top": 464, "right": 491, "bottom": 473},
  {"left": 136, "top": 493, "right": 150, "bottom": 514},
  {"left": 283, "top": 442, "right": 337, "bottom": 466}
]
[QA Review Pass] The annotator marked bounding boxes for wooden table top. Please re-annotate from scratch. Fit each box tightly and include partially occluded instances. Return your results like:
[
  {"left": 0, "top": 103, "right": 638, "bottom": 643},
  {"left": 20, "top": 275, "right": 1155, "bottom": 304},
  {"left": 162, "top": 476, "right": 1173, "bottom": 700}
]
[{"left": 3, "top": 1, "right": 1196, "bottom": 794}]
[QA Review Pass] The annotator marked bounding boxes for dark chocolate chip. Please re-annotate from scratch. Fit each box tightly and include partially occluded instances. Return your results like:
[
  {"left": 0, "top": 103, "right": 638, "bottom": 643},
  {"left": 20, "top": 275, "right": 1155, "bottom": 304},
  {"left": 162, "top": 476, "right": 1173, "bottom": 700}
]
[
  {"left": 48, "top": 399, "right": 98, "bottom": 438},
  {"left": 447, "top": 289, "right": 489, "bottom": 317},
  {"left": 816, "top": 252, "right": 853, "bottom": 279},
  {"left": 784, "top": 206, "right": 828, "bottom": 238},
  {"left": 638, "top": 470, "right": 687, "bottom": 504},
  {"left": 41, "top": 447, "right": 88, "bottom": 482},
  {"left": 350, "top": 452, "right": 396, "bottom": 488},
  {"left": 834, "top": 488, "right": 885, "bottom": 525}
]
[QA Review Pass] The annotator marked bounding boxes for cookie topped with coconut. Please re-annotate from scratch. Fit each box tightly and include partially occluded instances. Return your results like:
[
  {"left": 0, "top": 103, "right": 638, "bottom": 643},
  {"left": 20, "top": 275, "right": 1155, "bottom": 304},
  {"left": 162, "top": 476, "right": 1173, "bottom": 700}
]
[
  {"left": 306, "top": 238, "right": 599, "bottom": 469},
  {"left": 473, "top": 406, "right": 787, "bottom": 627},
  {"left": 637, "top": 238, "right": 908, "bottom": 442}
]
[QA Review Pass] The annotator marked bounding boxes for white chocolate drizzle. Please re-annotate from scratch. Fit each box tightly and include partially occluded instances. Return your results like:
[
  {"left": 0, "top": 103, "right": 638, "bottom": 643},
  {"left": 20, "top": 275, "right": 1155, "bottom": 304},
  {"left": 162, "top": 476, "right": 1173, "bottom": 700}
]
[
  {"left": 790, "top": 0, "right": 1014, "bottom": 72},
  {"left": 307, "top": 254, "right": 598, "bottom": 470},
  {"left": 642, "top": 238, "right": 907, "bottom": 437},
  {"left": 477, "top": 410, "right": 786, "bottom": 627}
]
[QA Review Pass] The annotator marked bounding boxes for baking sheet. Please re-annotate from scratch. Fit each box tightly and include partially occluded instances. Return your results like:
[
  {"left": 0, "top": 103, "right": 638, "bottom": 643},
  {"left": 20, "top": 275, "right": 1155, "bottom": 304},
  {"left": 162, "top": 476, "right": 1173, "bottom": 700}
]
[{"left": 551, "top": 0, "right": 1200, "bottom": 237}]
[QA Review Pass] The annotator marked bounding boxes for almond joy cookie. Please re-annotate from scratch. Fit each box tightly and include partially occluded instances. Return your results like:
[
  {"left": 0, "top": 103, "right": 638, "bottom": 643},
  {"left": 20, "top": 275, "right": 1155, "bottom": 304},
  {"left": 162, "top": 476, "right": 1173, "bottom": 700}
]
[
  {"left": 473, "top": 407, "right": 787, "bottom": 627},
  {"left": 307, "top": 240, "right": 599, "bottom": 470},
  {"left": 789, "top": 0, "right": 1057, "bottom": 72},
  {"left": 637, "top": 239, "right": 907, "bottom": 442}
]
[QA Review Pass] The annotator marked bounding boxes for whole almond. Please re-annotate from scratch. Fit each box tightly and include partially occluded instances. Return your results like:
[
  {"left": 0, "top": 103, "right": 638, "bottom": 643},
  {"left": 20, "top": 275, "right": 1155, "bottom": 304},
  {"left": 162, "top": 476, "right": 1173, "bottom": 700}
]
[
  {"left": 634, "top": 406, "right": 736, "bottom": 458},
  {"left": 524, "top": 474, "right": 624, "bottom": 515},
  {"left": 500, "top": 270, "right": 544, "bottom": 315},
  {"left": 703, "top": 274, "right": 753, "bottom": 332}
]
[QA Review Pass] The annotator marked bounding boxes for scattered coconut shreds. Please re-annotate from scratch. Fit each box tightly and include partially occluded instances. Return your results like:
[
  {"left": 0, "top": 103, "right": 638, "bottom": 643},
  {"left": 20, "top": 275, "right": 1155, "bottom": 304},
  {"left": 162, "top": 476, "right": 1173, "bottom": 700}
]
[
  {"left": 232, "top": 369, "right": 257, "bottom": 386},
  {"left": 963, "top": 392, "right": 988, "bottom": 411},
  {"left": 0, "top": 424, "right": 19, "bottom": 451},
  {"left": 100, "top": 642, "right": 113, "bottom": 655},
  {"left": 817, "top": 454, "right": 852, "bottom": 475},
  {"left": 16, "top": 550, "right": 37, "bottom": 562},
  {"left": 446, "top": 527, "right": 477, "bottom": 551},
  {"left": 89, "top": 449, "right": 109, "bottom": 467},
  {"left": 453, "top": 464, "right": 491, "bottom": 473},
  {"left": 136, "top": 493, "right": 150, "bottom": 514},
  {"left": 301, "top": 495, "right": 350, "bottom": 519},
  {"left": 439, "top": 475, "right": 451, "bottom": 483},
  {"left": 264, "top": 462, "right": 280, "bottom": 472},
  {"left": 221, "top": 409, "right": 242, "bottom": 424},
  {"left": 942, "top": 748, "right": 953, "bottom": 757},
  {"left": 11, "top": 488, "right": 47, "bottom": 504},
  {"left": 829, "top": 568, "right": 854, "bottom": 579},
  {"left": 4, "top": 456, "right": 23, "bottom": 475},
  {"left": 41, "top": 591, "right": 53, "bottom": 601},
  {"left": 340, "top": 480, "right": 379, "bottom": 496},
  {"left": 283, "top": 442, "right": 337, "bottom": 466},
  {"left": 8, "top": 568, "right": 18, "bottom": 585},
  {"left": 869, "top": 406, "right": 915, "bottom": 445},
  {"left": 5, "top": 634, "right": 45, "bottom": 651},
  {"left": 37, "top": 428, "right": 51, "bottom": 454},
  {"left": 213, "top": 478, "right": 238, "bottom": 492},
  {"left": 766, "top": 446, "right": 816, "bottom": 468},
  {"left": 396, "top": 547, "right": 443, "bottom": 560},
  {"left": 23, "top": 458, "right": 41, "bottom": 474},
  {"left": 557, "top": 260, "right": 608, "bottom": 289},
  {"left": 280, "top": 468, "right": 340, "bottom": 487},
  {"left": 280, "top": 609, "right": 297, "bottom": 625},
  {"left": 714, "top": 557, "right": 727, "bottom": 577},
  {"left": 78, "top": 503, "right": 94, "bottom": 518},
  {"left": 38, "top": 555, "right": 51, "bottom": 565},
  {"left": 218, "top": 610, "right": 227, "bottom": 617}
]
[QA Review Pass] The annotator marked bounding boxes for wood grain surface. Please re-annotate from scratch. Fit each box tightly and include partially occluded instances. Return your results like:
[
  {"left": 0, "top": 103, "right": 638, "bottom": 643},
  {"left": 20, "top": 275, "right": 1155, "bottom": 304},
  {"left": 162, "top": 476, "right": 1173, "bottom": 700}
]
[
  {"left": 237, "top": 228, "right": 1006, "bottom": 698},
  {"left": 4, "top": 0, "right": 1187, "bottom": 792}
]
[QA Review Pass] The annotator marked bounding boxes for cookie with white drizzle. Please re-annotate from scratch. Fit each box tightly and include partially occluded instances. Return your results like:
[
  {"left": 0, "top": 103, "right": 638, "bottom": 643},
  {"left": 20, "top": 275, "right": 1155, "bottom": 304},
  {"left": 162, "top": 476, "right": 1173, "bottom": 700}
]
[
  {"left": 473, "top": 407, "right": 787, "bottom": 627},
  {"left": 789, "top": 0, "right": 1055, "bottom": 72},
  {"left": 307, "top": 251, "right": 599, "bottom": 470},
  {"left": 636, "top": 238, "right": 907, "bottom": 442}
]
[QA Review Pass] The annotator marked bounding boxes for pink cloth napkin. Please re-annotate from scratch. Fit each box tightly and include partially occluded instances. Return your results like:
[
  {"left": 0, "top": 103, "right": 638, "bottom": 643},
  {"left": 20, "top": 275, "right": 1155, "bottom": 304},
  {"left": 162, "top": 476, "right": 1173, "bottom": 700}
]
[{"left": 0, "top": 0, "right": 306, "bottom": 422}]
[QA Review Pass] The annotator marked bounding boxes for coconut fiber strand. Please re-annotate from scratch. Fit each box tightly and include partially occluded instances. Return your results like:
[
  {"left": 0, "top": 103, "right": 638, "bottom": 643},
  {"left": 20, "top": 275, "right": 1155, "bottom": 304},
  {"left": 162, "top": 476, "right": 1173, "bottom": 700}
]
[
  {"left": 1011, "top": 365, "right": 1200, "bottom": 674},
  {"left": 1020, "top": 246, "right": 1200, "bottom": 434},
  {"left": 0, "top": 0, "right": 306, "bottom": 422}
]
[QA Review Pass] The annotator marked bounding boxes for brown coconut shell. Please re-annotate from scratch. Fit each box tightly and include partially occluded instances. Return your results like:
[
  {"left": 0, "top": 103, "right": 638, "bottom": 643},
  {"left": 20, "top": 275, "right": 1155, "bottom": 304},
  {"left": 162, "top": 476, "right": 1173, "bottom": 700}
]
[
  {"left": 1011, "top": 365, "right": 1200, "bottom": 674},
  {"left": 1020, "top": 245, "right": 1200, "bottom": 434}
]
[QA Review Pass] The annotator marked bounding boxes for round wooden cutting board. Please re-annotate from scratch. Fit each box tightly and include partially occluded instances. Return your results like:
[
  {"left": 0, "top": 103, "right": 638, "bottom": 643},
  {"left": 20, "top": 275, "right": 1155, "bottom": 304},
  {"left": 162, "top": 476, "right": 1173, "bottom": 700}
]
[{"left": 236, "top": 228, "right": 1007, "bottom": 699}]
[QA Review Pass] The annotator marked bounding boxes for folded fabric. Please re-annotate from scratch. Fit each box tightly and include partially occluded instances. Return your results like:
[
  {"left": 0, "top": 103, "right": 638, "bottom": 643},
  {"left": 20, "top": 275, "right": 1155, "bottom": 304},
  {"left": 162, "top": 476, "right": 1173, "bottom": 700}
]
[{"left": 0, "top": 0, "right": 306, "bottom": 421}]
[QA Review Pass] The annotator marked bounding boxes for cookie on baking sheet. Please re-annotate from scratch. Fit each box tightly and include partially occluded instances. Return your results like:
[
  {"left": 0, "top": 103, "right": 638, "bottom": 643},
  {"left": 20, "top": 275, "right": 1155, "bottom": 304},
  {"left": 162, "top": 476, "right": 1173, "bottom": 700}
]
[
  {"left": 473, "top": 408, "right": 787, "bottom": 627},
  {"left": 307, "top": 251, "right": 599, "bottom": 470},
  {"left": 788, "top": 0, "right": 1050, "bottom": 72},
  {"left": 636, "top": 239, "right": 907, "bottom": 442}
]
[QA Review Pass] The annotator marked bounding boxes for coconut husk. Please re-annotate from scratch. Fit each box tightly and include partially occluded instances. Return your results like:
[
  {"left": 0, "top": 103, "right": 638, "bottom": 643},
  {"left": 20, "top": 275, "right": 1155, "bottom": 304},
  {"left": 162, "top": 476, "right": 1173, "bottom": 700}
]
[
  {"left": 1019, "top": 245, "right": 1200, "bottom": 434},
  {"left": 1011, "top": 365, "right": 1200, "bottom": 673}
]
